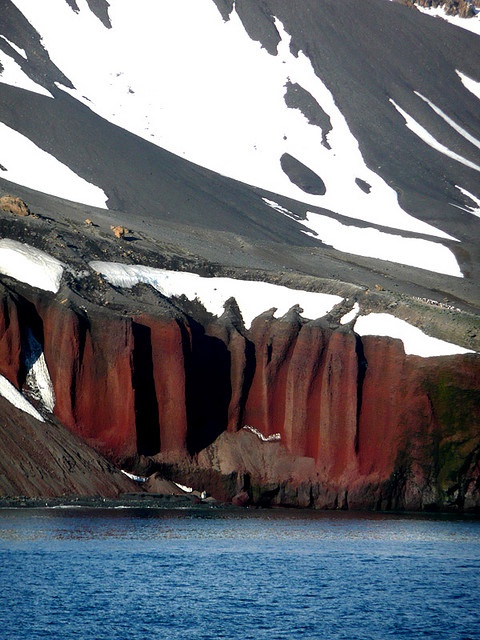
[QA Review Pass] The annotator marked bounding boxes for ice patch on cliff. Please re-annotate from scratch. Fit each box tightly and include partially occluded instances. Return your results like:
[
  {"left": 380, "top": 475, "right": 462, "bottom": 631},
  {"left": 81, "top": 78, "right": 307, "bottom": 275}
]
[
  {"left": 243, "top": 425, "right": 281, "bottom": 442},
  {"left": 0, "top": 239, "right": 64, "bottom": 292},
  {"left": 89, "top": 261, "right": 342, "bottom": 328},
  {"left": 23, "top": 329, "right": 55, "bottom": 413},
  {"left": 0, "top": 374, "right": 44, "bottom": 422},
  {"left": 354, "top": 313, "right": 474, "bottom": 357},
  {"left": 0, "top": 122, "right": 107, "bottom": 207}
]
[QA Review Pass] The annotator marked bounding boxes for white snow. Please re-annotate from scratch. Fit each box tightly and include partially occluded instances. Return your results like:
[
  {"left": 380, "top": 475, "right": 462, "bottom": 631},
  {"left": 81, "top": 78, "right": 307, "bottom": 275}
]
[
  {"left": 0, "top": 50, "right": 52, "bottom": 97},
  {"left": 242, "top": 425, "right": 281, "bottom": 442},
  {"left": 174, "top": 482, "right": 193, "bottom": 493},
  {"left": 0, "top": 122, "right": 108, "bottom": 207},
  {"left": 89, "top": 261, "right": 342, "bottom": 328},
  {"left": 354, "top": 313, "right": 474, "bottom": 357},
  {"left": 11, "top": 0, "right": 454, "bottom": 240},
  {"left": 121, "top": 470, "right": 148, "bottom": 483},
  {"left": 415, "top": 92, "right": 480, "bottom": 151},
  {"left": 24, "top": 329, "right": 55, "bottom": 412},
  {"left": 0, "top": 374, "right": 44, "bottom": 421},
  {"left": 454, "top": 186, "right": 480, "bottom": 218},
  {"left": 457, "top": 71, "right": 480, "bottom": 101},
  {"left": 390, "top": 99, "right": 480, "bottom": 173},
  {"left": 340, "top": 302, "right": 360, "bottom": 325},
  {"left": 297, "top": 211, "right": 463, "bottom": 277},
  {"left": 415, "top": 5, "right": 480, "bottom": 36},
  {"left": 0, "top": 239, "right": 64, "bottom": 292},
  {"left": 0, "top": 35, "right": 27, "bottom": 59}
]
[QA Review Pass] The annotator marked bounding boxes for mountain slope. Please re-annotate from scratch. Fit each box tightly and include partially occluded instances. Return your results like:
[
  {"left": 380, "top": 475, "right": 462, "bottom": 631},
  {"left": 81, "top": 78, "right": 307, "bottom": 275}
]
[{"left": 0, "top": 0, "right": 479, "bottom": 508}]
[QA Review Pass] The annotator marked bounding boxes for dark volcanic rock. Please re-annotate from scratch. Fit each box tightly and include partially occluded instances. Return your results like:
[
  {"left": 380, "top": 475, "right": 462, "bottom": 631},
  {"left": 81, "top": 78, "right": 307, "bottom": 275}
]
[{"left": 280, "top": 153, "right": 327, "bottom": 196}]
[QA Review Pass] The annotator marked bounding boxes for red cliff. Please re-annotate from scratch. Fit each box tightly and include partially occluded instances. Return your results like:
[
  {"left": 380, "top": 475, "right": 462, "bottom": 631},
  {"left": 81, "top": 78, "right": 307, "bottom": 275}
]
[{"left": 0, "top": 282, "right": 479, "bottom": 511}]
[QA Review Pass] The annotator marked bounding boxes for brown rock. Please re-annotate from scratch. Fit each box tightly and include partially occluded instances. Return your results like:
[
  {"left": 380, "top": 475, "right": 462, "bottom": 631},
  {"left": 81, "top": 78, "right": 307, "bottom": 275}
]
[
  {"left": 0, "top": 195, "right": 30, "bottom": 216},
  {"left": 110, "top": 225, "right": 129, "bottom": 238}
]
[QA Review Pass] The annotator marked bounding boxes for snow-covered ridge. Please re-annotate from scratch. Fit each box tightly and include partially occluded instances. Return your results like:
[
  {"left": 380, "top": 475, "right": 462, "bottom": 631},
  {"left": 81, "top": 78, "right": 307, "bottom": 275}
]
[
  {"left": 0, "top": 240, "right": 474, "bottom": 359},
  {"left": 89, "top": 260, "right": 343, "bottom": 328}
]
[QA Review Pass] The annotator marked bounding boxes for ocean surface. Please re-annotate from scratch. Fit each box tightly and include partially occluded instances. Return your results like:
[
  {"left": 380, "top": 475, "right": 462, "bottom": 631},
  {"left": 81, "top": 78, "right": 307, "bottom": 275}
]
[{"left": 0, "top": 507, "right": 479, "bottom": 640}]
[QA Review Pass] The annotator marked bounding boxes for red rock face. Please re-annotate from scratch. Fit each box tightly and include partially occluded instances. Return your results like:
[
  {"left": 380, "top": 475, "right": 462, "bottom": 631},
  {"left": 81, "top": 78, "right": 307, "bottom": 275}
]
[{"left": 0, "top": 283, "right": 479, "bottom": 510}]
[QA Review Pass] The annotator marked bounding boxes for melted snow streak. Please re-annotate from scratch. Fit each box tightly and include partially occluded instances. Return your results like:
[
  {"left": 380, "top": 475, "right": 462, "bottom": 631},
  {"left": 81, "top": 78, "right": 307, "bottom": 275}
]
[
  {"left": 11, "top": 0, "right": 453, "bottom": 240},
  {"left": 89, "top": 261, "right": 342, "bottom": 328},
  {"left": 0, "top": 122, "right": 107, "bottom": 207},
  {"left": 0, "top": 374, "right": 44, "bottom": 421},
  {"left": 390, "top": 99, "right": 480, "bottom": 173},
  {"left": 0, "top": 239, "right": 64, "bottom": 292},
  {"left": 354, "top": 313, "right": 474, "bottom": 357},
  {"left": 242, "top": 426, "right": 281, "bottom": 442},
  {"left": 415, "top": 92, "right": 480, "bottom": 151}
]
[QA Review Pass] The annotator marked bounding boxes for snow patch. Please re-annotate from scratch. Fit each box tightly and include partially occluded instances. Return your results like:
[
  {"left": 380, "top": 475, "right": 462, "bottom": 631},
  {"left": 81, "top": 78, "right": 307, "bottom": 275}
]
[
  {"left": 354, "top": 313, "right": 474, "bottom": 357},
  {"left": 0, "top": 239, "right": 64, "bottom": 292},
  {"left": 457, "top": 71, "right": 480, "bottom": 101},
  {"left": 89, "top": 261, "right": 342, "bottom": 328},
  {"left": 243, "top": 425, "right": 281, "bottom": 442},
  {"left": 0, "top": 50, "right": 52, "bottom": 97},
  {"left": 173, "top": 482, "right": 194, "bottom": 493},
  {"left": 340, "top": 302, "right": 360, "bottom": 325},
  {"left": 0, "top": 374, "right": 44, "bottom": 422},
  {"left": 298, "top": 212, "right": 462, "bottom": 277},
  {"left": 454, "top": 186, "right": 480, "bottom": 218},
  {"left": 121, "top": 470, "right": 148, "bottom": 483},
  {"left": 390, "top": 99, "right": 480, "bottom": 173},
  {"left": 0, "top": 35, "right": 27, "bottom": 59},
  {"left": 0, "top": 122, "right": 108, "bottom": 207},
  {"left": 415, "top": 5, "right": 480, "bottom": 36}
]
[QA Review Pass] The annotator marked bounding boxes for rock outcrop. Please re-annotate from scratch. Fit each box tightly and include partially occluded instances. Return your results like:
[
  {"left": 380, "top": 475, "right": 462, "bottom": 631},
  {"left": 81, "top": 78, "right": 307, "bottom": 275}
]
[{"left": 0, "top": 281, "right": 479, "bottom": 511}]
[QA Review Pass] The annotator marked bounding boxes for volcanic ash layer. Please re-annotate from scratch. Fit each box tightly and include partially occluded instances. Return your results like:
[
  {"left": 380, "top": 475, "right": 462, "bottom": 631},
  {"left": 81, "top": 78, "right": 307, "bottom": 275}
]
[{"left": 0, "top": 282, "right": 479, "bottom": 512}]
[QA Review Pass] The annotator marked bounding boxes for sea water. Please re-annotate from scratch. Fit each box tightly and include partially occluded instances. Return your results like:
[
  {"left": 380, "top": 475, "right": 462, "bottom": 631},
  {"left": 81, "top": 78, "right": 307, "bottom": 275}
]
[{"left": 0, "top": 508, "right": 478, "bottom": 640}]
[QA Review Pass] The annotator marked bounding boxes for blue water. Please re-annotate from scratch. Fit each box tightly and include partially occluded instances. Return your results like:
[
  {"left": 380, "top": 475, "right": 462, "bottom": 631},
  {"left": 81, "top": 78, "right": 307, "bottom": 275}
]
[{"left": 0, "top": 508, "right": 479, "bottom": 640}]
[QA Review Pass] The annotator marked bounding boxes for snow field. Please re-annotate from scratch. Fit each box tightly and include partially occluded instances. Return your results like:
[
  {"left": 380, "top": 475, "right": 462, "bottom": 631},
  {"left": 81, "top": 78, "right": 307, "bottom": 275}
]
[{"left": 10, "top": 0, "right": 455, "bottom": 240}]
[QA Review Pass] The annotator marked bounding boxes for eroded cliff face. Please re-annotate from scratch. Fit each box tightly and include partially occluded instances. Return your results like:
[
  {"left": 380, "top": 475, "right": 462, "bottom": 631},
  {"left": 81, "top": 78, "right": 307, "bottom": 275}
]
[{"left": 0, "top": 282, "right": 479, "bottom": 511}]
